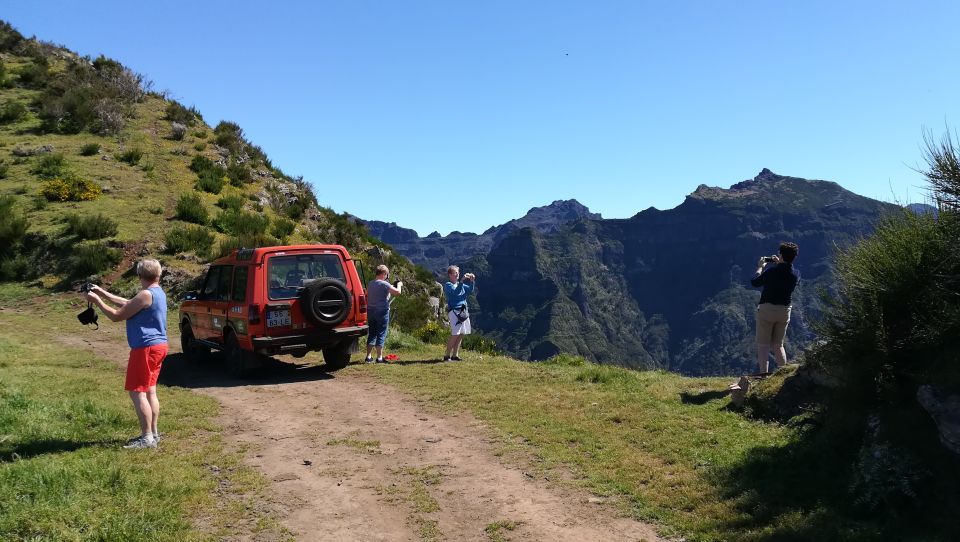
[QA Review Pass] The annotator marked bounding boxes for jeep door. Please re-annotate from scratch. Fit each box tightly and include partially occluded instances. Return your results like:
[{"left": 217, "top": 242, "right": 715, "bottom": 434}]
[{"left": 195, "top": 265, "right": 233, "bottom": 341}]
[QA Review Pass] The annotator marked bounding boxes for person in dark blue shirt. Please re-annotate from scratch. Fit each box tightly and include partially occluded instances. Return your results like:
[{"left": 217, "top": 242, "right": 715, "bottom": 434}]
[{"left": 750, "top": 242, "right": 800, "bottom": 373}]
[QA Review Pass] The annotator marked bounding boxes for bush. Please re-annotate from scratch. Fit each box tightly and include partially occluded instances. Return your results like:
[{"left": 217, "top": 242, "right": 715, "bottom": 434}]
[
  {"left": 543, "top": 353, "right": 587, "bottom": 367},
  {"left": 39, "top": 177, "right": 102, "bottom": 202},
  {"left": 414, "top": 320, "right": 448, "bottom": 345},
  {"left": 175, "top": 193, "right": 208, "bottom": 224},
  {"left": 165, "top": 225, "right": 214, "bottom": 257},
  {"left": 0, "top": 196, "right": 29, "bottom": 256},
  {"left": 0, "top": 253, "right": 31, "bottom": 281},
  {"left": 461, "top": 334, "right": 499, "bottom": 354},
  {"left": 214, "top": 121, "right": 244, "bottom": 152},
  {"left": 164, "top": 100, "right": 201, "bottom": 125},
  {"left": 0, "top": 100, "right": 27, "bottom": 123},
  {"left": 226, "top": 161, "right": 251, "bottom": 187},
  {"left": 32, "top": 153, "right": 66, "bottom": 179},
  {"left": 193, "top": 142, "right": 206, "bottom": 152},
  {"left": 216, "top": 233, "right": 280, "bottom": 258},
  {"left": 195, "top": 170, "right": 224, "bottom": 194},
  {"left": 116, "top": 148, "right": 143, "bottom": 165},
  {"left": 271, "top": 217, "right": 296, "bottom": 239},
  {"left": 212, "top": 209, "right": 269, "bottom": 236},
  {"left": 386, "top": 328, "right": 424, "bottom": 350},
  {"left": 0, "top": 161, "right": 8, "bottom": 179},
  {"left": 170, "top": 122, "right": 187, "bottom": 141},
  {"left": 216, "top": 194, "right": 245, "bottom": 211},
  {"left": 79, "top": 142, "right": 101, "bottom": 156},
  {"left": 62, "top": 212, "right": 118, "bottom": 240},
  {"left": 68, "top": 242, "right": 121, "bottom": 278}
]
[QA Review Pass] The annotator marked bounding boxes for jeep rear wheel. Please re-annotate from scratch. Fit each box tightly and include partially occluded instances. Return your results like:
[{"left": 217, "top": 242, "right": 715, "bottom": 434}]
[
  {"left": 180, "top": 322, "right": 210, "bottom": 362},
  {"left": 300, "top": 278, "right": 351, "bottom": 327},
  {"left": 322, "top": 338, "right": 354, "bottom": 371}
]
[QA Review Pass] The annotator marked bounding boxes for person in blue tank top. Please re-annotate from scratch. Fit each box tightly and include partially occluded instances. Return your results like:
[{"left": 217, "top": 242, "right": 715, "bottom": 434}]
[
  {"left": 364, "top": 264, "right": 402, "bottom": 363},
  {"left": 442, "top": 265, "right": 476, "bottom": 361},
  {"left": 84, "top": 259, "right": 168, "bottom": 449}
]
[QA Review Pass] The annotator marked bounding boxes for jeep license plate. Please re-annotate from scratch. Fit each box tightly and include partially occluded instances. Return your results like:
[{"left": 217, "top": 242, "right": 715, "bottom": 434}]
[{"left": 267, "top": 309, "right": 291, "bottom": 327}]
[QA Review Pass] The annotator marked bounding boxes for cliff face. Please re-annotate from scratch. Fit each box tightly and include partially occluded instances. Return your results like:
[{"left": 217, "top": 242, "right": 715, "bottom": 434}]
[
  {"left": 362, "top": 199, "right": 600, "bottom": 275},
  {"left": 474, "top": 170, "right": 901, "bottom": 375}
]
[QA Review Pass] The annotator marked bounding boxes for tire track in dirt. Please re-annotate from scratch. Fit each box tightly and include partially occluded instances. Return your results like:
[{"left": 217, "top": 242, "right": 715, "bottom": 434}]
[{"left": 58, "top": 330, "right": 664, "bottom": 542}]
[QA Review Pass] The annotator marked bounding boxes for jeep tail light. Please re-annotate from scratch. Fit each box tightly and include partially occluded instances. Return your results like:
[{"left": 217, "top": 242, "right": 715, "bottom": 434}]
[
  {"left": 359, "top": 294, "right": 367, "bottom": 314},
  {"left": 248, "top": 304, "right": 261, "bottom": 325}
]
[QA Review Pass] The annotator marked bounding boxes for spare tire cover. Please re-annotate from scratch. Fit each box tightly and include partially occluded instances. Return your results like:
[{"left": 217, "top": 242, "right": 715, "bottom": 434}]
[{"left": 300, "top": 278, "right": 351, "bottom": 327}]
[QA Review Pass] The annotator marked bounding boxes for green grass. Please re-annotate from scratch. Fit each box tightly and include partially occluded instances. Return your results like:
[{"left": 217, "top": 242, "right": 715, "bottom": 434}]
[
  {"left": 0, "top": 285, "right": 287, "bottom": 541},
  {"left": 346, "top": 342, "right": 914, "bottom": 541}
]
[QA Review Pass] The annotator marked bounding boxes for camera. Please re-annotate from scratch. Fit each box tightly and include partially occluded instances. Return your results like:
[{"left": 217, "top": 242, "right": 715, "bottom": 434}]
[
  {"left": 761, "top": 255, "right": 778, "bottom": 263},
  {"left": 80, "top": 282, "right": 95, "bottom": 293}
]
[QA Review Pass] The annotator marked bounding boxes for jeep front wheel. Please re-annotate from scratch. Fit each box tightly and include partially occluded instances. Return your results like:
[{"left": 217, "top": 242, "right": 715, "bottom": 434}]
[
  {"left": 225, "top": 332, "right": 256, "bottom": 378},
  {"left": 180, "top": 322, "right": 210, "bottom": 362}
]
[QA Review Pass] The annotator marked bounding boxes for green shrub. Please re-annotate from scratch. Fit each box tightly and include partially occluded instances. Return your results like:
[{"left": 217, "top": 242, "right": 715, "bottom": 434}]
[
  {"left": 0, "top": 196, "right": 29, "bottom": 256},
  {"left": 79, "top": 142, "right": 101, "bottom": 156},
  {"left": 39, "top": 176, "right": 102, "bottom": 202},
  {"left": 189, "top": 155, "right": 216, "bottom": 173},
  {"left": 193, "top": 130, "right": 207, "bottom": 139},
  {"left": 116, "top": 148, "right": 143, "bottom": 165},
  {"left": 165, "top": 225, "right": 214, "bottom": 257},
  {"left": 214, "top": 121, "right": 244, "bottom": 152},
  {"left": 62, "top": 212, "right": 118, "bottom": 240},
  {"left": 215, "top": 195, "right": 245, "bottom": 211},
  {"left": 32, "top": 153, "right": 67, "bottom": 179},
  {"left": 17, "top": 60, "right": 48, "bottom": 87},
  {"left": 386, "top": 327, "right": 423, "bottom": 350},
  {"left": 164, "top": 100, "right": 201, "bottom": 125},
  {"left": 212, "top": 209, "right": 269, "bottom": 236},
  {"left": 174, "top": 193, "right": 208, "bottom": 224},
  {"left": 543, "top": 353, "right": 587, "bottom": 367},
  {"left": 0, "top": 161, "right": 8, "bottom": 179},
  {"left": 195, "top": 170, "right": 224, "bottom": 194},
  {"left": 148, "top": 206, "right": 163, "bottom": 215},
  {"left": 0, "top": 253, "right": 31, "bottom": 281},
  {"left": 270, "top": 218, "right": 296, "bottom": 239},
  {"left": 226, "top": 161, "right": 251, "bottom": 187},
  {"left": 414, "top": 320, "right": 448, "bottom": 345},
  {"left": 0, "top": 100, "right": 27, "bottom": 123},
  {"left": 193, "top": 142, "right": 206, "bottom": 152},
  {"left": 461, "top": 334, "right": 499, "bottom": 354},
  {"left": 68, "top": 242, "right": 121, "bottom": 278},
  {"left": 216, "top": 233, "right": 280, "bottom": 258}
]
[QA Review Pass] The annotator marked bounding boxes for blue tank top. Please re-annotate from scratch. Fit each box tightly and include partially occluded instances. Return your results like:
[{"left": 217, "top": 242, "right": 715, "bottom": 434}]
[{"left": 126, "top": 286, "right": 168, "bottom": 349}]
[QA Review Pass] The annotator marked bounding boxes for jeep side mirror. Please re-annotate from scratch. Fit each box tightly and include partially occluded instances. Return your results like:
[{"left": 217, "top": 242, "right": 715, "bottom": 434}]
[{"left": 183, "top": 290, "right": 198, "bottom": 301}]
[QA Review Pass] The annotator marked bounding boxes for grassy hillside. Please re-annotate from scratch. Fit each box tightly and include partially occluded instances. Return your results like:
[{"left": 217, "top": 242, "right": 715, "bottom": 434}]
[{"left": 0, "top": 22, "right": 436, "bottom": 329}]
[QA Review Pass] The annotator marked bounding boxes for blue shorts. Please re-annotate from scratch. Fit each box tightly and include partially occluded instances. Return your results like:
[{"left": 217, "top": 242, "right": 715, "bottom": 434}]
[{"left": 367, "top": 313, "right": 390, "bottom": 347}]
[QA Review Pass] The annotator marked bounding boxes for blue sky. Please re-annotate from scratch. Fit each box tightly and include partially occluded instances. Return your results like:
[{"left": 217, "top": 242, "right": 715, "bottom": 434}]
[{"left": 5, "top": 2, "right": 959, "bottom": 235}]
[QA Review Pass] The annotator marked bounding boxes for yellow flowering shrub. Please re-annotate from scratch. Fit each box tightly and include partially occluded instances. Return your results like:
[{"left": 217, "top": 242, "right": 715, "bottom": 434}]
[{"left": 39, "top": 177, "right": 103, "bottom": 202}]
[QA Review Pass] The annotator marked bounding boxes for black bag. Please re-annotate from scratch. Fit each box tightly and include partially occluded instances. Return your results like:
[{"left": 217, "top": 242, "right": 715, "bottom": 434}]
[{"left": 77, "top": 303, "right": 99, "bottom": 330}]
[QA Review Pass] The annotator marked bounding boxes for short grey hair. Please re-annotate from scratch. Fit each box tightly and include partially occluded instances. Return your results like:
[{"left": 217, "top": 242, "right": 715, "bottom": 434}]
[
  {"left": 446, "top": 265, "right": 459, "bottom": 275},
  {"left": 376, "top": 264, "right": 389, "bottom": 277},
  {"left": 137, "top": 259, "right": 162, "bottom": 281}
]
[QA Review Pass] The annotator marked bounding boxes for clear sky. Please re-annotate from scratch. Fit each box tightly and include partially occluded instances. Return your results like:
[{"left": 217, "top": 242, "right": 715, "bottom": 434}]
[{"left": 4, "top": 2, "right": 958, "bottom": 235}]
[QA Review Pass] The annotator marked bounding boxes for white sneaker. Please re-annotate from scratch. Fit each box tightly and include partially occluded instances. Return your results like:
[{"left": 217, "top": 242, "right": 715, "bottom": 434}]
[{"left": 123, "top": 436, "right": 157, "bottom": 449}]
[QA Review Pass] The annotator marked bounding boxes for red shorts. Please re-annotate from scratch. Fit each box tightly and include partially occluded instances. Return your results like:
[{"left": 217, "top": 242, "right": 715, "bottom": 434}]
[{"left": 126, "top": 343, "right": 168, "bottom": 392}]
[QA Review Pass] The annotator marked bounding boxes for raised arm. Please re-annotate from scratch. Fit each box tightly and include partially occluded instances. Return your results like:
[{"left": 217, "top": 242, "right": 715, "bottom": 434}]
[
  {"left": 86, "top": 289, "right": 152, "bottom": 322},
  {"left": 91, "top": 284, "right": 129, "bottom": 307}
]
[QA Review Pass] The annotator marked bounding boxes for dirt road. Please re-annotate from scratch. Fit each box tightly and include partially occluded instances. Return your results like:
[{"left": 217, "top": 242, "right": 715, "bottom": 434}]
[{"left": 66, "top": 329, "right": 663, "bottom": 542}]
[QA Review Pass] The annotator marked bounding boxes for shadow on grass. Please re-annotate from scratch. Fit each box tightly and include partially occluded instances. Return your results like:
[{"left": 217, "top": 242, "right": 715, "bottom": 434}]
[
  {"left": 382, "top": 357, "right": 451, "bottom": 366},
  {"left": 679, "top": 389, "right": 730, "bottom": 404},
  {"left": 158, "top": 352, "right": 335, "bottom": 389},
  {"left": 1, "top": 438, "right": 118, "bottom": 462}
]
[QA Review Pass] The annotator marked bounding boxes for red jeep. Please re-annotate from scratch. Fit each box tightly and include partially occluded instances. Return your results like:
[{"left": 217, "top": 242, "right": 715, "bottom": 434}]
[{"left": 179, "top": 245, "right": 368, "bottom": 375}]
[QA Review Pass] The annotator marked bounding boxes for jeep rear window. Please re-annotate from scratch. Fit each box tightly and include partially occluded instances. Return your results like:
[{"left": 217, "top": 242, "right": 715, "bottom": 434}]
[{"left": 268, "top": 253, "right": 346, "bottom": 300}]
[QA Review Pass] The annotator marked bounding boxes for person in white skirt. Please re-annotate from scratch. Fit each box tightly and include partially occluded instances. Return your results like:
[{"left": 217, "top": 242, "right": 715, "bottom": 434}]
[{"left": 442, "top": 265, "right": 475, "bottom": 361}]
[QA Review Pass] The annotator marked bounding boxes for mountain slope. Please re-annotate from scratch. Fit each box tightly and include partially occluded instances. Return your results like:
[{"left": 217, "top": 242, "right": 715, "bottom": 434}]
[
  {"left": 0, "top": 21, "right": 435, "bottom": 327},
  {"left": 475, "top": 169, "right": 901, "bottom": 375},
  {"left": 363, "top": 199, "right": 600, "bottom": 275}
]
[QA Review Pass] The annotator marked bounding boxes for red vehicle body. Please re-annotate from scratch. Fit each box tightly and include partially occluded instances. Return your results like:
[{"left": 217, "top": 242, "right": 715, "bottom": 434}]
[{"left": 178, "top": 244, "right": 368, "bottom": 375}]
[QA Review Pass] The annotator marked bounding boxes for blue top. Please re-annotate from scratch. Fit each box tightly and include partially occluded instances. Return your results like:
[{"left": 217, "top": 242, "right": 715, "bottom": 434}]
[
  {"left": 366, "top": 279, "right": 392, "bottom": 319},
  {"left": 444, "top": 280, "right": 475, "bottom": 311},
  {"left": 750, "top": 263, "right": 800, "bottom": 306},
  {"left": 126, "top": 286, "right": 168, "bottom": 349}
]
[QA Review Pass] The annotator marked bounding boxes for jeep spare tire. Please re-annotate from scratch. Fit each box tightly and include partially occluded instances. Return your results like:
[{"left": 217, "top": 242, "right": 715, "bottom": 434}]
[{"left": 300, "top": 278, "right": 351, "bottom": 327}]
